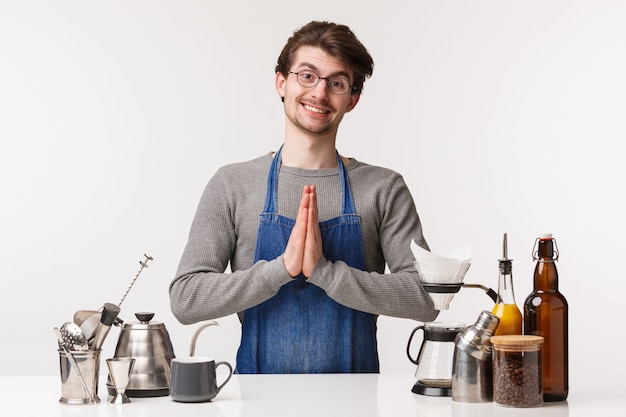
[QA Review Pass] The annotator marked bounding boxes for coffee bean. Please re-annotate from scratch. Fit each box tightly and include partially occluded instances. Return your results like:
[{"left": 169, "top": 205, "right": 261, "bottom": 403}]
[{"left": 493, "top": 350, "right": 542, "bottom": 407}]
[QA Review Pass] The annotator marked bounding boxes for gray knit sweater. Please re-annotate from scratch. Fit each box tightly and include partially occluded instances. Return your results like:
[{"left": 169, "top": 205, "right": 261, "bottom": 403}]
[{"left": 169, "top": 152, "right": 438, "bottom": 324}]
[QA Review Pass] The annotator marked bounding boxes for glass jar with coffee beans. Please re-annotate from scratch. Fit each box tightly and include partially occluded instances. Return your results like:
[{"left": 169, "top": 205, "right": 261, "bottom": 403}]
[{"left": 491, "top": 335, "right": 544, "bottom": 407}]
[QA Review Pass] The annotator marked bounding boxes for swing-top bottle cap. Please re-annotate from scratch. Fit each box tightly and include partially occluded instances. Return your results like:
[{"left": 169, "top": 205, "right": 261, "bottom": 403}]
[{"left": 540, "top": 233, "right": 553, "bottom": 240}]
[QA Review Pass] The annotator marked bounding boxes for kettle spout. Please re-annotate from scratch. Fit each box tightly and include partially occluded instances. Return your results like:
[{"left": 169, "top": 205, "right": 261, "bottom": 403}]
[{"left": 189, "top": 321, "right": 220, "bottom": 356}]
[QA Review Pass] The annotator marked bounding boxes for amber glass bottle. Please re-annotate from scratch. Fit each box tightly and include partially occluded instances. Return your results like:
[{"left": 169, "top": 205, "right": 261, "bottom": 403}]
[
  {"left": 491, "top": 233, "right": 523, "bottom": 336},
  {"left": 523, "top": 234, "right": 568, "bottom": 402}
]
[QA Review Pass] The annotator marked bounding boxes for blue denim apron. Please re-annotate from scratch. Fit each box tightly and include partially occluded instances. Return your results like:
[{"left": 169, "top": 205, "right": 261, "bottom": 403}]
[{"left": 235, "top": 147, "right": 379, "bottom": 373}]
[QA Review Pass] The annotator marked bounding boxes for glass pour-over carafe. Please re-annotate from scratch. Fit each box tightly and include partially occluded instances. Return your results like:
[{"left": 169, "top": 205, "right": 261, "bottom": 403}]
[{"left": 406, "top": 322, "right": 467, "bottom": 396}]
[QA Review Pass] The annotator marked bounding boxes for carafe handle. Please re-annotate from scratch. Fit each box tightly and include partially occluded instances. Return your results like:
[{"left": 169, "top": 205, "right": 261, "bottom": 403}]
[{"left": 406, "top": 325, "right": 426, "bottom": 365}]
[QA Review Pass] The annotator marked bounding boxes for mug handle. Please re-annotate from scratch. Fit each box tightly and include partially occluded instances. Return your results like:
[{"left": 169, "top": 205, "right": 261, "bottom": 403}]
[{"left": 214, "top": 361, "right": 233, "bottom": 393}]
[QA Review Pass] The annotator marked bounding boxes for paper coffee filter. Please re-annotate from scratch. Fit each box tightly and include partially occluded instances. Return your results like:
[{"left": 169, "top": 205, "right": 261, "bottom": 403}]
[
  {"left": 410, "top": 240, "right": 473, "bottom": 310},
  {"left": 411, "top": 240, "right": 473, "bottom": 264},
  {"left": 427, "top": 292, "right": 455, "bottom": 311},
  {"left": 410, "top": 240, "right": 473, "bottom": 284},
  {"left": 413, "top": 261, "right": 471, "bottom": 310},
  {"left": 413, "top": 261, "right": 467, "bottom": 284}
]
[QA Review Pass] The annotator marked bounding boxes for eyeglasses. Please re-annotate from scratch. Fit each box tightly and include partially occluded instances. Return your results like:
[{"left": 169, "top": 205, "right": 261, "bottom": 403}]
[{"left": 287, "top": 70, "right": 356, "bottom": 95}]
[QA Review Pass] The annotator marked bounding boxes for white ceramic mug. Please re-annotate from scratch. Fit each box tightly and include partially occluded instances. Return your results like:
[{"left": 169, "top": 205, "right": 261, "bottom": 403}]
[{"left": 169, "top": 357, "right": 233, "bottom": 402}]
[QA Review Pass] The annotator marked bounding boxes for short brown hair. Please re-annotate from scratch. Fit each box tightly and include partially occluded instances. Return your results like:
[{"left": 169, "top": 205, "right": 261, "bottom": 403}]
[{"left": 275, "top": 21, "right": 374, "bottom": 95}]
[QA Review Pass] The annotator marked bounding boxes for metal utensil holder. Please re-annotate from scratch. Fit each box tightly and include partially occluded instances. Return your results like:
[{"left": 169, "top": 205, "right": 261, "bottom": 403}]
[{"left": 58, "top": 349, "right": 101, "bottom": 404}]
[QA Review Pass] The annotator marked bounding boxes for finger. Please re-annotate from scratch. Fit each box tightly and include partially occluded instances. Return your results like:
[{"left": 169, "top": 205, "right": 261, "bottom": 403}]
[
  {"left": 303, "top": 185, "right": 323, "bottom": 277},
  {"left": 283, "top": 187, "right": 310, "bottom": 277},
  {"left": 308, "top": 185, "right": 318, "bottom": 225}
]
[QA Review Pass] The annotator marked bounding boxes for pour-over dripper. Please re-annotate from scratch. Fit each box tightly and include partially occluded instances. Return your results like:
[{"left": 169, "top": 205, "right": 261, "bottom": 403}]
[
  {"left": 411, "top": 240, "right": 473, "bottom": 310},
  {"left": 411, "top": 241, "right": 498, "bottom": 308},
  {"left": 415, "top": 261, "right": 471, "bottom": 310}
]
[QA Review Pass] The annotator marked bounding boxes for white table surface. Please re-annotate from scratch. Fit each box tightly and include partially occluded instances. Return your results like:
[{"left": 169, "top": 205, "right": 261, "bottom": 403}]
[{"left": 1, "top": 373, "right": 624, "bottom": 417}]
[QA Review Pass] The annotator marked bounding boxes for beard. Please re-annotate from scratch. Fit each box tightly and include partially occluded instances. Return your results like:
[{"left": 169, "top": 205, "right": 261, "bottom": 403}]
[{"left": 284, "top": 98, "right": 343, "bottom": 137}]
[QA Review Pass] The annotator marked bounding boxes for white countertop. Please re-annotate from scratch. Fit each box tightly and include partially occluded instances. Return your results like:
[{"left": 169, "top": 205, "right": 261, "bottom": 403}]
[{"left": 1, "top": 373, "right": 624, "bottom": 417}]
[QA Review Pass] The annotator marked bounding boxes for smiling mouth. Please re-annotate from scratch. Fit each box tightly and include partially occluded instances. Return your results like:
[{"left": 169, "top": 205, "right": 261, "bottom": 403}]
[{"left": 303, "top": 103, "right": 330, "bottom": 114}]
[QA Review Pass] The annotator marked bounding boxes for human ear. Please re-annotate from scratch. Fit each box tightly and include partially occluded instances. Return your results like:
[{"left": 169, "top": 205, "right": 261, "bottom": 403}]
[
  {"left": 275, "top": 72, "right": 287, "bottom": 100},
  {"left": 345, "top": 93, "right": 360, "bottom": 113}
]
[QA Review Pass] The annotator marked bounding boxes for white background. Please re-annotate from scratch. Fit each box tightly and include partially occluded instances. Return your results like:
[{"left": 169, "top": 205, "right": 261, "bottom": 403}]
[{"left": 1, "top": 0, "right": 624, "bottom": 388}]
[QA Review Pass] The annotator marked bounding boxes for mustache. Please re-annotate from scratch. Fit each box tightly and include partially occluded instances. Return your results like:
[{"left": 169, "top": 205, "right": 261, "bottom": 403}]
[{"left": 300, "top": 99, "right": 333, "bottom": 112}]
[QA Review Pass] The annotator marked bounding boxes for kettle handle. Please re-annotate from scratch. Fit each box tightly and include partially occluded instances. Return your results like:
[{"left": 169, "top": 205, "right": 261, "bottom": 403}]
[{"left": 189, "top": 321, "right": 219, "bottom": 356}]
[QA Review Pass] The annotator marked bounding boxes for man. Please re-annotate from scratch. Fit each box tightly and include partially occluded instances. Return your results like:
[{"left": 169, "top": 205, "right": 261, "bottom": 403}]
[{"left": 169, "top": 21, "right": 438, "bottom": 374}]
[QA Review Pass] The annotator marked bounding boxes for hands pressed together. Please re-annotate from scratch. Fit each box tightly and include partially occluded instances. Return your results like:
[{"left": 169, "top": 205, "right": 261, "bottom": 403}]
[{"left": 283, "top": 185, "right": 323, "bottom": 278}]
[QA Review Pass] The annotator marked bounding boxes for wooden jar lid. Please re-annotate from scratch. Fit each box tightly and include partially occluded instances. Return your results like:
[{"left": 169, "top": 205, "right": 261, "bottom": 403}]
[{"left": 491, "top": 335, "right": 544, "bottom": 346}]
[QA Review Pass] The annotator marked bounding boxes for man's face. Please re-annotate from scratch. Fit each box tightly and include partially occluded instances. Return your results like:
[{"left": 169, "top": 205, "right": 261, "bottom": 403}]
[{"left": 276, "top": 46, "right": 360, "bottom": 138}]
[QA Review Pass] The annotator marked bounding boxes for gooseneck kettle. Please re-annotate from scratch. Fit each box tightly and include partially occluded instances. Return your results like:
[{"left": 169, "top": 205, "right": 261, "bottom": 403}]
[{"left": 107, "top": 312, "right": 175, "bottom": 397}]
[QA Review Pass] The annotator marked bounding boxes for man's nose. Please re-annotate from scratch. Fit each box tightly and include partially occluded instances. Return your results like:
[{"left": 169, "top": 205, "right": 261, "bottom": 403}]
[{"left": 311, "top": 78, "right": 330, "bottom": 96}]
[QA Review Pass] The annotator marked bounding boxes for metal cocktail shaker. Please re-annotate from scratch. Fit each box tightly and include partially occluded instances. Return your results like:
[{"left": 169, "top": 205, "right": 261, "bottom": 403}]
[{"left": 451, "top": 310, "right": 500, "bottom": 403}]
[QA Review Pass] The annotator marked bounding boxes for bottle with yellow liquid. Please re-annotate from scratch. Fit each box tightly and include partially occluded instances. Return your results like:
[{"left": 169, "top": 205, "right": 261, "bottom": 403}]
[{"left": 491, "top": 233, "right": 522, "bottom": 335}]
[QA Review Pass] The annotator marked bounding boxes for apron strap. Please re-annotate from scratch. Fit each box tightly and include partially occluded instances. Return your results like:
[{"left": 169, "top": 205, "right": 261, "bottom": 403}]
[
  {"left": 264, "top": 145, "right": 356, "bottom": 215},
  {"left": 262, "top": 145, "right": 283, "bottom": 213},
  {"left": 337, "top": 155, "right": 356, "bottom": 215}
]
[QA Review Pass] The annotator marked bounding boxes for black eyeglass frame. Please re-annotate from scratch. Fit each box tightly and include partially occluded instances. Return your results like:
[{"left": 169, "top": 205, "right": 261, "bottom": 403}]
[{"left": 287, "top": 70, "right": 357, "bottom": 95}]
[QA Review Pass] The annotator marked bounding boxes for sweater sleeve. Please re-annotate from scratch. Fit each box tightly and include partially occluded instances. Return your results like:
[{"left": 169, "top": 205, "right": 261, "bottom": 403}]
[
  {"left": 168, "top": 166, "right": 292, "bottom": 324},
  {"left": 306, "top": 174, "right": 439, "bottom": 322}
]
